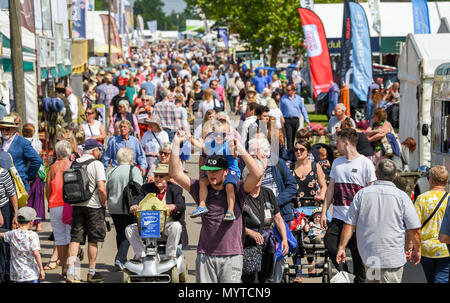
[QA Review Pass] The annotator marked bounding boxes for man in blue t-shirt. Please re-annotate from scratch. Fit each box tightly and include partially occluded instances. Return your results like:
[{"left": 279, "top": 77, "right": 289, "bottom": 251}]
[{"left": 252, "top": 69, "right": 268, "bottom": 94}]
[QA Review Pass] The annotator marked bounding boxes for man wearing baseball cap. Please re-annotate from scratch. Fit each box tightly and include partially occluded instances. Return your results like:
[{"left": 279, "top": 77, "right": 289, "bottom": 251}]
[
  {"left": 66, "top": 139, "right": 107, "bottom": 283},
  {"left": 169, "top": 131, "right": 263, "bottom": 283}
]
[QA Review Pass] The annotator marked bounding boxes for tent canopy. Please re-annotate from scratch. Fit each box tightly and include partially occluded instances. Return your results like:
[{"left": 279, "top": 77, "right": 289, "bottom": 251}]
[{"left": 398, "top": 33, "right": 450, "bottom": 170}]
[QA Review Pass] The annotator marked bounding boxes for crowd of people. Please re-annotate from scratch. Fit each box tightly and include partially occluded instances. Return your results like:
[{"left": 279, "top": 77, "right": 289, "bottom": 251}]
[{"left": 0, "top": 37, "right": 449, "bottom": 284}]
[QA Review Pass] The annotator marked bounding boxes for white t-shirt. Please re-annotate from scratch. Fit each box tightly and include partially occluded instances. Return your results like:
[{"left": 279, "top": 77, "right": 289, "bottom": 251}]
[
  {"left": 141, "top": 130, "right": 170, "bottom": 156},
  {"left": 73, "top": 154, "right": 106, "bottom": 208},
  {"left": 269, "top": 108, "right": 283, "bottom": 129},
  {"left": 329, "top": 155, "right": 376, "bottom": 221},
  {"left": 3, "top": 229, "right": 40, "bottom": 282},
  {"left": 199, "top": 100, "right": 215, "bottom": 117},
  {"left": 25, "top": 137, "right": 42, "bottom": 154},
  {"left": 82, "top": 120, "right": 102, "bottom": 139}
]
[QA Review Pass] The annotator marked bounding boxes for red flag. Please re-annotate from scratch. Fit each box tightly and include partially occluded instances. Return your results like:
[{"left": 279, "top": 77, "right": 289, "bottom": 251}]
[{"left": 298, "top": 8, "right": 334, "bottom": 98}]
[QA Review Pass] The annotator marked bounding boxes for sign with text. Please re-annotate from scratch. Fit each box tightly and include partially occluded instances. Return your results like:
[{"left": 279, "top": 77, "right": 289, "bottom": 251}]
[{"left": 140, "top": 211, "right": 161, "bottom": 239}]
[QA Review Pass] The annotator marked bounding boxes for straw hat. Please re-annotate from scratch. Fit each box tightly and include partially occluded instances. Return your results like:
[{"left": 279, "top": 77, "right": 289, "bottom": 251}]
[
  {"left": 153, "top": 164, "right": 169, "bottom": 175},
  {"left": 144, "top": 116, "right": 162, "bottom": 131},
  {"left": 0, "top": 116, "right": 18, "bottom": 128}
]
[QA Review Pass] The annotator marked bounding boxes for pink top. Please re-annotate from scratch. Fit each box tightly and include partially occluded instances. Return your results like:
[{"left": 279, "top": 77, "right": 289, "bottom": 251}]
[{"left": 48, "top": 159, "right": 72, "bottom": 209}]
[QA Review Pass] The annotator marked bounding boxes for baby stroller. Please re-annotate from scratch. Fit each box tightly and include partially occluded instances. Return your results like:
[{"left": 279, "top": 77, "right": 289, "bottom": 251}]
[
  {"left": 122, "top": 194, "right": 187, "bottom": 283},
  {"left": 282, "top": 198, "right": 333, "bottom": 283}
]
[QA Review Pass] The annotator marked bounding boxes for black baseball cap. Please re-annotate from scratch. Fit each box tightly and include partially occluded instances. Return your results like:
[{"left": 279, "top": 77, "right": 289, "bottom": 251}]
[
  {"left": 119, "top": 85, "right": 127, "bottom": 91},
  {"left": 200, "top": 155, "right": 228, "bottom": 171}
]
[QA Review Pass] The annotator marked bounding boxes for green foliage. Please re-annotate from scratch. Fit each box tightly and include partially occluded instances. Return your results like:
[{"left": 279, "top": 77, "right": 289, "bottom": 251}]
[
  {"left": 133, "top": 0, "right": 188, "bottom": 31},
  {"left": 185, "top": 0, "right": 305, "bottom": 66}
]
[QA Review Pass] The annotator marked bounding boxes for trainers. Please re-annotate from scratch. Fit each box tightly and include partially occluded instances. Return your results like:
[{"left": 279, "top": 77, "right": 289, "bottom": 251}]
[
  {"left": 114, "top": 260, "right": 124, "bottom": 272},
  {"left": 87, "top": 272, "right": 104, "bottom": 283}
]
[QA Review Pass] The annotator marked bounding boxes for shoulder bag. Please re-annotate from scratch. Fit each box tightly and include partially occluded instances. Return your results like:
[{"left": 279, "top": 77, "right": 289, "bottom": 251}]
[{"left": 421, "top": 192, "right": 448, "bottom": 229}]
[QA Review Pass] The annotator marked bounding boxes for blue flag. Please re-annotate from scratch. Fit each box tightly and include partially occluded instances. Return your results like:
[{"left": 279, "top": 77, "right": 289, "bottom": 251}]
[
  {"left": 349, "top": 2, "right": 372, "bottom": 102},
  {"left": 218, "top": 28, "right": 229, "bottom": 52},
  {"left": 72, "top": 0, "right": 86, "bottom": 38},
  {"left": 412, "top": 0, "right": 431, "bottom": 34}
]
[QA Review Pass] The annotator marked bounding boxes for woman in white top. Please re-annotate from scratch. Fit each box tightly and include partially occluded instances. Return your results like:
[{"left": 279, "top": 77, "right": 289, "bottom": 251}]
[
  {"left": 81, "top": 107, "right": 106, "bottom": 142},
  {"left": 259, "top": 88, "right": 272, "bottom": 106},
  {"left": 198, "top": 88, "right": 219, "bottom": 118},
  {"left": 267, "top": 98, "right": 284, "bottom": 130},
  {"left": 140, "top": 117, "right": 169, "bottom": 173},
  {"left": 271, "top": 74, "right": 282, "bottom": 91},
  {"left": 194, "top": 109, "right": 216, "bottom": 140}
]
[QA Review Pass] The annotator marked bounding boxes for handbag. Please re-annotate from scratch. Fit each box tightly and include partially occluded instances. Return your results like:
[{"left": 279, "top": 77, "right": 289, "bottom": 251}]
[
  {"left": 242, "top": 245, "right": 263, "bottom": 275},
  {"left": 330, "top": 262, "right": 355, "bottom": 283},
  {"left": 62, "top": 203, "right": 73, "bottom": 225},
  {"left": 122, "top": 166, "right": 146, "bottom": 215},
  {"left": 8, "top": 154, "right": 29, "bottom": 208},
  {"left": 38, "top": 160, "right": 47, "bottom": 182}
]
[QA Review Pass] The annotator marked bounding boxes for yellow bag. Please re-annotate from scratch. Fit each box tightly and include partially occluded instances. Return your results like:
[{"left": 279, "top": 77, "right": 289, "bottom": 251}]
[{"left": 8, "top": 155, "right": 29, "bottom": 208}]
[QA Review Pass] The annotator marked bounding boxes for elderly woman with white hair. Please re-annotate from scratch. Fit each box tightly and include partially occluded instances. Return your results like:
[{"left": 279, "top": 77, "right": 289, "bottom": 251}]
[
  {"left": 246, "top": 136, "right": 298, "bottom": 283},
  {"left": 106, "top": 147, "right": 143, "bottom": 270},
  {"left": 45, "top": 140, "right": 73, "bottom": 277},
  {"left": 109, "top": 99, "right": 141, "bottom": 140},
  {"left": 259, "top": 88, "right": 271, "bottom": 106}
]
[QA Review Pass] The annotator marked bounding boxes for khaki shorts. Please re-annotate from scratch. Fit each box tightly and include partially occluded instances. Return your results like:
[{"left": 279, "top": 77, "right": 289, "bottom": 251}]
[{"left": 71, "top": 206, "right": 106, "bottom": 243}]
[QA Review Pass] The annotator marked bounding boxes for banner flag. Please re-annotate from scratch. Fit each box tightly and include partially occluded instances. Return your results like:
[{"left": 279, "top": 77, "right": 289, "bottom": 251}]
[
  {"left": 218, "top": 28, "right": 229, "bottom": 52},
  {"left": 412, "top": 0, "right": 431, "bottom": 34},
  {"left": 100, "top": 14, "right": 122, "bottom": 49},
  {"left": 349, "top": 1, "right": 373, "bottom": 102},
  {"left": 147, "top": 21, "right": 157, "bottom": 33},
  {"left": 72, "top": 0, "right": 86, "bottom": 38},
  {"left": 298, "top": 7, "right": 333, "bottom": 98},
  {"left": 20, "top": 0, "right": 35, "bottom": 33},
  {"left": 339, "top": 0, "right": 352, "bottom": 87},
  {"left": 367, "top": 0, "right": 381, "bottom": 35}
]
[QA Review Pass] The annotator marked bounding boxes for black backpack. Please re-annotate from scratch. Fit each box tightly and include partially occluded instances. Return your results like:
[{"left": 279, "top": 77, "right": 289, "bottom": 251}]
[
  {"left": 122, "top": 166, "right": 146, "bottom": 215},
  {"left": 63, "top": 159, "right": 97, "bottom": 204},
  {"left": 386, "top": 103, "right": 399, "bottom": 129}
]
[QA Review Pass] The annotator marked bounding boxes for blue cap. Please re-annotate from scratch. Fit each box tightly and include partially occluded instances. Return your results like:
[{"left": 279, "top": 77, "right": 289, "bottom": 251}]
[{"left": 83, "top": 139, "right": 103, "bottom": 151}]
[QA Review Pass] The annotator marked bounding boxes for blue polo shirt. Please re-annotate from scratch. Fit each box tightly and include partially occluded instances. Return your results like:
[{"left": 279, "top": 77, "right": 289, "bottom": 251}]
[
  {"left": 141, "top": 81, "right": 156, "bottom": 97},
  {"left": 279, "top": 94, "right": 309, "bottom": 122}
]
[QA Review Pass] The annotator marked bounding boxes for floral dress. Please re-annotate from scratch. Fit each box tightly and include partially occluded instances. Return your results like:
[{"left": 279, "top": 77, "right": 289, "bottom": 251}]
[{"left": 291, "top": 162, "right": 319, "bottom": 208}]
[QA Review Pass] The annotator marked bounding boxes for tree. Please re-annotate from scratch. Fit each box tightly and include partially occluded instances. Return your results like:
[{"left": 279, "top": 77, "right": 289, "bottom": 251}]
[
  {"left": 133, "top": 0, "right": 173, "bottom": 30},
  {"left": 185, "top": 0, "right": 305, "bottom": 67}
]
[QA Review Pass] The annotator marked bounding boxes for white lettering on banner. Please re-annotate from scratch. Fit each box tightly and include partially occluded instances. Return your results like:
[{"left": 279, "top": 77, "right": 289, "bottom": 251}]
[{"left": 303, "top": 24, "right": 322, "bottom": 58}]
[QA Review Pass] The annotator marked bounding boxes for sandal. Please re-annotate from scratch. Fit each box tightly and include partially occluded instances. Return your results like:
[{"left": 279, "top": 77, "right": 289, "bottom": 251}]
[
  {"left": 191, "top": 206, "right": 209, "bottom": 218},
  {"left": 223, "top": 211, "right": 236, "bottom": 221},
  {"left": 293, "top": 276, "right": 303, "bottom": 283},
  {"left": 44, "top": 260, "right": 59, "bottom": 271}
]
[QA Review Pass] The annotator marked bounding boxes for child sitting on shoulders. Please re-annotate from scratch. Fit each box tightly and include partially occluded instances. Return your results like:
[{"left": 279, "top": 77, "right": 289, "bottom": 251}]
[
  {"left": 189, "top": 119, "right": 241, "bottom": 221},
  {"left": 0, "top": 207, "right": 45, "bottom": 283}
]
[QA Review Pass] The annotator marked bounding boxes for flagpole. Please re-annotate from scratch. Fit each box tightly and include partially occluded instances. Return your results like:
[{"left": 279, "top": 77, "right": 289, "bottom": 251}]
[{"left": 108, "top": 0, "right": 112, "bottom": 67}]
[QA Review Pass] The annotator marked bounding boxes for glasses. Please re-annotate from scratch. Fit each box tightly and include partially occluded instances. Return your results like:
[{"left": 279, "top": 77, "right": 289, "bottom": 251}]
[
  {"left": 160, "top": 151, "right": 171, "bottom": 156},
  {"left": 154, "top": 174, "right": 167, "bottom": 179},
  {"left": 86, "top": 112, "right": 94, "bottom": 115},
  {"left": 294, "top": 147, "right": 306, "bottom": 153},
  {"left": 0, "top": 127, "right": 12, "bottom": 131}
]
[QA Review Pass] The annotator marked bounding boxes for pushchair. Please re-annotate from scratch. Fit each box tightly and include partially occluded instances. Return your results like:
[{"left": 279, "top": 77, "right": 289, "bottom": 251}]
[
  {"left": 282, "top": 198, "right": 333, "bottom": 283},
  {"left": 122, "top": 194, "right": 187, "bottom": 283}
]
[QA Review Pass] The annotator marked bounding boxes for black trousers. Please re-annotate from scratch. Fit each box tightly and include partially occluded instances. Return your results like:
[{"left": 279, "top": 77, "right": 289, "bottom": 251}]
[
  {"left": 324, "top": 218, "right": 366, "bottom": 283},
  {"left": 284, "top": 117, "right": 299, "bottom": 151},
  {"left": 111, "top": 214, "right": 135, "bottom": 263}
]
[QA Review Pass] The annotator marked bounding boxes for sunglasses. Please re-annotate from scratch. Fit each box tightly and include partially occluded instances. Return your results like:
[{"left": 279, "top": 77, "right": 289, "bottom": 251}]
[
  {"left": 160, "top": 151, "right": 171, "bottom": 156},
  {"left": 86, "top": 112, "right": 95, "bottom": 115},
  {"left": 294, "top": 147, "right": 306, "bottom": 153},
  {"left": 154, "top": 174, "right": 167, "bottom": 179},
  {"left": 0, "top": 127, "right": 12, "bottom": 131}
]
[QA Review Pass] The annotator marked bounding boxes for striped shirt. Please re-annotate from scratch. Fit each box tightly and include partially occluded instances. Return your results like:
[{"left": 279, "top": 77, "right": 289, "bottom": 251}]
[
  {"left": 98, "top": 84, "right": 119, "bottom": 108},
  {"left": 261, "top": 167, "right": 279, "bottom": 197},
  {"left": 0, "top": 167, "right": 16, "bottom": 208}
]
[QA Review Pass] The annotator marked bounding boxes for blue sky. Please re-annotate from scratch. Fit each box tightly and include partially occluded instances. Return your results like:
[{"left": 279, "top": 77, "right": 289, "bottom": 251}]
[{"left": 161, "top": 0, "right": 187, "bottom": 15}]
